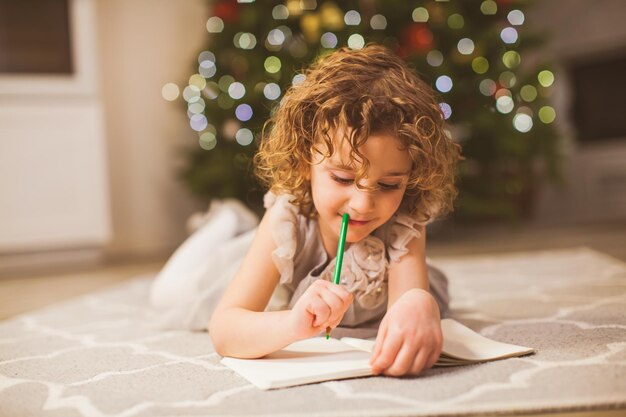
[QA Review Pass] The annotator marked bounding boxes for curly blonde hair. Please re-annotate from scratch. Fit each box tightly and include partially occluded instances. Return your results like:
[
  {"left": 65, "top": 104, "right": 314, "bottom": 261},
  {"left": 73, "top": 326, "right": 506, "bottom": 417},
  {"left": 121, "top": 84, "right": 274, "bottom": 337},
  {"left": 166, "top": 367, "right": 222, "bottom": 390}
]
[{"left": 253, "top": 43, "right": 461, "bottom": 223}]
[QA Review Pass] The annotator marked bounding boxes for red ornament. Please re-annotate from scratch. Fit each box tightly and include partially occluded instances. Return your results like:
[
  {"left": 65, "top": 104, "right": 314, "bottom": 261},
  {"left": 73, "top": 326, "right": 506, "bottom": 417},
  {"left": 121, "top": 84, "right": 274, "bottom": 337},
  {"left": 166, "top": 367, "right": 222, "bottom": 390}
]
[
  {"left": 213, "top": 0, "right": 240, "bottom": 23},
  {"left": 399, "top": 23, "right": 434, "bottom": 57}
]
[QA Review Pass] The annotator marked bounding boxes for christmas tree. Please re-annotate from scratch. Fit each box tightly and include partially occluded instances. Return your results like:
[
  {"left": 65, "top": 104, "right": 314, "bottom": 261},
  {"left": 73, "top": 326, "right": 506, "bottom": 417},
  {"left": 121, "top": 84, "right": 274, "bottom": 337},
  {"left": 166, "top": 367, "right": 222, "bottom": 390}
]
[{"left": 166, "top": 0, "right": 560, "bottom": 222}]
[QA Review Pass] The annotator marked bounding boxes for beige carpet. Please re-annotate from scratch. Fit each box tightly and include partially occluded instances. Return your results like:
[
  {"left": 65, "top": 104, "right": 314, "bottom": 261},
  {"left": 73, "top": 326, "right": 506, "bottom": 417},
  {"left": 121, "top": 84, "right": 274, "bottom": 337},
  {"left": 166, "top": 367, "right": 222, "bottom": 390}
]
[{"left": 1, "top": 247, "right": 625, "bottom": 417}]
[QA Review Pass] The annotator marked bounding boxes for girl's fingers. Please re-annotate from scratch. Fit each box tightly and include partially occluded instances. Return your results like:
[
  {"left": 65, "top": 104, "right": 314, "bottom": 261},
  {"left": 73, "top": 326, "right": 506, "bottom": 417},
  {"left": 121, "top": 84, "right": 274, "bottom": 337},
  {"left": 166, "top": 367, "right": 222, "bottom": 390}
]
[
  {"left": 310, "top": 280, "right": 353, "bottom": 328},
  {"left": 305, "top": 296, "right": 331, "bottom": 327},
  {"left": 384, "top": 343, "right": 419, "bottom": 377},
  {"left": 426, "top": 348, "right": 441, "bottom": 370},
  {"left": 371, "top": 331, "right": 402, "bottom": 374},
  {"left": 314, "top": 280, "right": 353, "bottom": 304},
  {"left": 317, "top": 289, "right": 344, "bottom": 316},
  {"left": 409, "top": 349, "right": 430, "bottom": 375},
  {"left": 297, "top": 280, "right": 354, "bottom": 335},
  {"left": 370, "top": 320, "right": 387, "bottom": 365}
]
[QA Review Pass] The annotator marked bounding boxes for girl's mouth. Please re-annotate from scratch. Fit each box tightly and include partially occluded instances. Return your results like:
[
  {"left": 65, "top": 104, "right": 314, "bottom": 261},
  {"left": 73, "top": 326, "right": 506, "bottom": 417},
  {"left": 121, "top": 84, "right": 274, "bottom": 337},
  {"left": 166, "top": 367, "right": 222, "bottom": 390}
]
[{"left": 348, "top": 219, "right": 371, "bottom": 226}]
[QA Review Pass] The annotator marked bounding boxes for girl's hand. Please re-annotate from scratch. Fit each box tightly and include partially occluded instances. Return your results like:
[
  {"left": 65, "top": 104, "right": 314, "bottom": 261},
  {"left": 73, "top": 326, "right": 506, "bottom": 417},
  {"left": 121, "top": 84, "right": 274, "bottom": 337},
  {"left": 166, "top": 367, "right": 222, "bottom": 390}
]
[
  {"left": 288, "top": 279, "right": 354, "bottom": 340},
  {"left": 369, "top": 288, "right": 443, "bottom": 376}
]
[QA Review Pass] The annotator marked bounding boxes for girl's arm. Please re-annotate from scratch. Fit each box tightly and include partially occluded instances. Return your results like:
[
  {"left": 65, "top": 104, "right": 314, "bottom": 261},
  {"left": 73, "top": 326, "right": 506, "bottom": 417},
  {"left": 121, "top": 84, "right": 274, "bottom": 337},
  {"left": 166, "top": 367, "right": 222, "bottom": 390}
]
[
  {"left": 209, "top": 205, "right": 352, "bottom": 358},
  {"left": 387, "top": 226, "right": 430, "bottom": 306},
  {"left": 369, "top": 227, "right": 444, "bottom": 376},
  {"left": 209, "top": 207, "right": 291, "bottom": 357}
]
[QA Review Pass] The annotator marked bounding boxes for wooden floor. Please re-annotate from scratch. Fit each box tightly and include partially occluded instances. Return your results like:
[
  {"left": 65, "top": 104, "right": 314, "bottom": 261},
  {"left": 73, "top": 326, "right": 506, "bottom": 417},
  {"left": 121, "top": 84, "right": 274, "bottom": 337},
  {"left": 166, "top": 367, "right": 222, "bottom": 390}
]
[{"left": 0, "top": 220, "right": 624, "bottom": 321}]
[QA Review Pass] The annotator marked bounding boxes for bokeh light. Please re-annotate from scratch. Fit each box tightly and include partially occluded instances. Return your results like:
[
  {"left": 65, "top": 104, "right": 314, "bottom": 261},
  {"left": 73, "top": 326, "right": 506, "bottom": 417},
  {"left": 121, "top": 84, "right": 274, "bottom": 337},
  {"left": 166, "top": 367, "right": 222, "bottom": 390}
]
[
  {"left": 228, "top": 82, "right": 246, "bottom": 99},
  {"left": 236, "top": 128, "right": 254, "bottom": 146},
  {"left": 448, "top": 14, "right": 464, "bottom": 29},
  {"left": 426, "top": 50, "right": 443, "bottom": 67},
  {"left": 272, "top": 4, "right": 289, "bottom": 19},
  {"left": 183, "top": 86, "right": 201, "bottom": 103},
  {"left": 472, "top": 57, "right": 489, "bottom": 74},
  {"left": 344, "top": 10, "right": 361, "bottom": 26},
  {"left": 198, "top": 51, "right": 216, "bottom": 63},
  {"left": 161, "top": 83, "right": 179, "bottom": 101},
  {"left": 235, "top": 103, "right": 253, "bottom": 122},
  {"left": 520, "top": 85, "right": 538, "bottom": 102},
  {"left": 500, "top": 27, "right": 519, "bottom": 44},
  {"left": 508, "top": 10, "right": 525, "bottom": 26},
  {"left": 499, "top": 71, "right": 517, "bottom": 88},
  {"left": 439, "top": 102, "right": 452, "bottom": 119},
  {"left": 412, "top": 7, "right": 429, "bottom": 22},
  {"left": 188, "top": 100, "right": 205, "bottom": 114},
  {"left": 218, "top": 75, "right": 235, "bottom": 92},
  {"left": 263, "top": 82, "right": 281, "bottom": 100},
  {"left": 199, "top": 60, "right": 216, "bottom": 78},
  {"left": 267, "top": 28, "right": 286, "bottom": 46},
  {"left": 199, "top": 132, "right": 217, "bottom": 150},
  {"left": 538, "top": 70, "right": 555, "bottom": 87},
  {"left": 480, "top": 0, "right": 497, "bottom": 15},
  {"left": 435, "top": 75, "right": 453, "bottom": 93},
  {"left": 479, "top": 79, "right": 497, "bottom": 96},
  {"left": 206, "top": 17, "right": 224, "bottom": 33},
  {"left": 292, "top": 74, "right": 306, "bottom": 86},
  {"left": 321, "top": 32, "right": 338, "bottom": 48},
  {"left": 370, "top": 14, "right": 387, "bottom": 30},
  {"left": 502, "top": 50, "right": 521, "bottom": 69},
  {"left": 190, "top": 114, "right": 208, "bottom": 131},
  {"left": 264, "top": 56, "right": 282, "bottom": 73},
  {"left": 513, "top": 113, "right": 533, "bottom": 133},
  {"left": 189, "top": 74, "right": 207, "bottom": 90},
  {"left": 457, "top": 38, "right": 475, "bottom": 55},
  {"left": 234, "top": 32, "right": 257, "bottom": 49},
  {"left": 496, "top": 93, "right": 514, "bottom": 114},
  {"left": 348, "top": 34, "right": 365, "bottom": 49},
  {"left": 538, "top": 106, "right": 556, "bottom": 123}
]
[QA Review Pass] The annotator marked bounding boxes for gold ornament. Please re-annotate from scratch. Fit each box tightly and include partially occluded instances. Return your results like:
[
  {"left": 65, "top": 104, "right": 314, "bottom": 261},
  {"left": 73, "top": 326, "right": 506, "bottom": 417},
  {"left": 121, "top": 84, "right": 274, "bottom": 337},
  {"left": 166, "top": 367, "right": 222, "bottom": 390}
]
[
  {"left": 320, "top": 2, "right": 344, "bottom": 31},
  {"left": 301, "top": 12, "right": 321, "bottom": 43},
  {"left": 286, "top": 0, "right": 302, "bottom": 17}
]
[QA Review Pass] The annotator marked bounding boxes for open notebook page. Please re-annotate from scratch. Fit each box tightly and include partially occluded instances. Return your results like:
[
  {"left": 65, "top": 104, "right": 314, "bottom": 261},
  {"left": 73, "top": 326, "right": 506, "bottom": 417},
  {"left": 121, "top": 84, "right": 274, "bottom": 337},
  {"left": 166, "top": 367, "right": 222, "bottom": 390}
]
[
  {"left": 221, "top": 319, "right": 534, "bottom": 389},
  {"left": 438, "top": 319, "right": 534, "bottom": 362},
  {"left": 221, "top": 337, "right": 372, "bottom": 390}
]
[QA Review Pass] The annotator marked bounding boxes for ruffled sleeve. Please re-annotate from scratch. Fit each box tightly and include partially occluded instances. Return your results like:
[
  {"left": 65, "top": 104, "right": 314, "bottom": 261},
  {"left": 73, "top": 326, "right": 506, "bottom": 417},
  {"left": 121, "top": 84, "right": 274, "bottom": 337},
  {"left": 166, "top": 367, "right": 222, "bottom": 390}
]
[
  {"left": 263, "top": 191, "right": 300, "bottom": 285},
  {"left": 385, "top": 213, "right": 425, "bottom": 264},
  {"left": 289, "top": 235, "right": 388, "bottom": 312}
]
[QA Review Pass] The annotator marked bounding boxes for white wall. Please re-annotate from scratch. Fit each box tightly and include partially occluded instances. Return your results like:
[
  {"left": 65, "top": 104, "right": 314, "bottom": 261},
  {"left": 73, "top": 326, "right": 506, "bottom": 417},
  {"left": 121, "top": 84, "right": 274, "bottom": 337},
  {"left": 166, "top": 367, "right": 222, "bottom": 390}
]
[
  {"left": 529, "top": 0, "right": 626, "bottom": 224},
  {"left": 97, "top": 0, "right": 209, "bottom": 260},
  {"left": 0, "top": 0, "right": 112, "bottom": 274}
]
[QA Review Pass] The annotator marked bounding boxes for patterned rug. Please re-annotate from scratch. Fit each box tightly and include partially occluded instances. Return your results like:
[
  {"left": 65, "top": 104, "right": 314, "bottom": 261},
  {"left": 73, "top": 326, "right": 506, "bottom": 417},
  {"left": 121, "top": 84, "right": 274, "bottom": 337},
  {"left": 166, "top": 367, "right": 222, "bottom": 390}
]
[{"left": 1, "top": 247, "right": 625, "bottom": 417}]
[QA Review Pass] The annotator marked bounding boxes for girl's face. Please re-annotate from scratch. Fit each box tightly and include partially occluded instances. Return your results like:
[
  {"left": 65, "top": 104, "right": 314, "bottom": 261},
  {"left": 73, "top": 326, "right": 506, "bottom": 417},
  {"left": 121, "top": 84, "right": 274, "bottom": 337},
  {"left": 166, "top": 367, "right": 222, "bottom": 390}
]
[{"left": 310, "top": 128, "right": 412, "bottom": 256}]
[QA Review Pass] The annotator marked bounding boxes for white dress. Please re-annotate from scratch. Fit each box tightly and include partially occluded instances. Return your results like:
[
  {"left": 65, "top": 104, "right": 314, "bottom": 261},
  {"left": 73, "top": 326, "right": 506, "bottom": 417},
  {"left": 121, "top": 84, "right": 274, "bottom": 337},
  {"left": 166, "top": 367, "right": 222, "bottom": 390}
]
[{"left": 149, "top": 192, "right": 449, "bottom": 330}]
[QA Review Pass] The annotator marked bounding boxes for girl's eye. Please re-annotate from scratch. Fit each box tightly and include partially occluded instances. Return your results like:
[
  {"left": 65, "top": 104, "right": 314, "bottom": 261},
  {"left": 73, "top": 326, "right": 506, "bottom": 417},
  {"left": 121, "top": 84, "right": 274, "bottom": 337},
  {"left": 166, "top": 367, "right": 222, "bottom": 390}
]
[
  {"left": 330, "top": 174, "right": 354, "bottom": 185},
  {"left": 330, "top": 174, "right": 401, "bottom": 191},
  {"left": 378, "top": 182, "right": 401, "bottom": 191}
]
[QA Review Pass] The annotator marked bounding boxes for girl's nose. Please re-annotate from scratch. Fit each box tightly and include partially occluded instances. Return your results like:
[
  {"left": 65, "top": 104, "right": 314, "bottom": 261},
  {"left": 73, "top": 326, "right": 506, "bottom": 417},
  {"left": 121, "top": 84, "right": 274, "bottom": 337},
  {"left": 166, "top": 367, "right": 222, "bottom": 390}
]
[{"left": 348, "top": 186, "right": 375, "bottom": 216}]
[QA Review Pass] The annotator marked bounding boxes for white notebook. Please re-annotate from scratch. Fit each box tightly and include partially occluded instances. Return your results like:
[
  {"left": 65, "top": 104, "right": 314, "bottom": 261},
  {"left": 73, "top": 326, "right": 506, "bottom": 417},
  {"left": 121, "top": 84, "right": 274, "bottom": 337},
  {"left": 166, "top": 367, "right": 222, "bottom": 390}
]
[{"left": 221, "top": 318, "right": 534, "bottom": 390}]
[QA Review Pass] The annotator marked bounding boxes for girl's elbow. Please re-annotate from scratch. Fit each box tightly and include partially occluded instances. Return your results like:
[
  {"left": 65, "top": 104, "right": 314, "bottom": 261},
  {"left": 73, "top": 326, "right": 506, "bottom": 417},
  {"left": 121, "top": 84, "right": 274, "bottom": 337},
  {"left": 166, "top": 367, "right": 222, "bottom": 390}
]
[
  {"left": 208, "top": 312, "right": 227, "bottom": 355},
  {"left": 212, "top": 338, "right": 228, "bottom": 357}
]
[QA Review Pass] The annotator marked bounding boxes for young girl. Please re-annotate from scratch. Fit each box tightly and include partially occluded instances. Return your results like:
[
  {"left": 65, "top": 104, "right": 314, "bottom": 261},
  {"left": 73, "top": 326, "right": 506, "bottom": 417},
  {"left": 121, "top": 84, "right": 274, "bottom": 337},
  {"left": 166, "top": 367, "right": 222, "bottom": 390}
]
[{"left": 150, "top": 44, "right": 461, "bottom": 377}]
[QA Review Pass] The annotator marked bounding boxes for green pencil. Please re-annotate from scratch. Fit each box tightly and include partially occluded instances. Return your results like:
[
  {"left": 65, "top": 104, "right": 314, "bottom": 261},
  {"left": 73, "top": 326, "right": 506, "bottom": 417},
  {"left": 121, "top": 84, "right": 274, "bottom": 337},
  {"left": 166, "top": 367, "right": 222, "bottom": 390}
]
[{"left": 326, "top": 213, "right": 350, "bottom": 339}]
